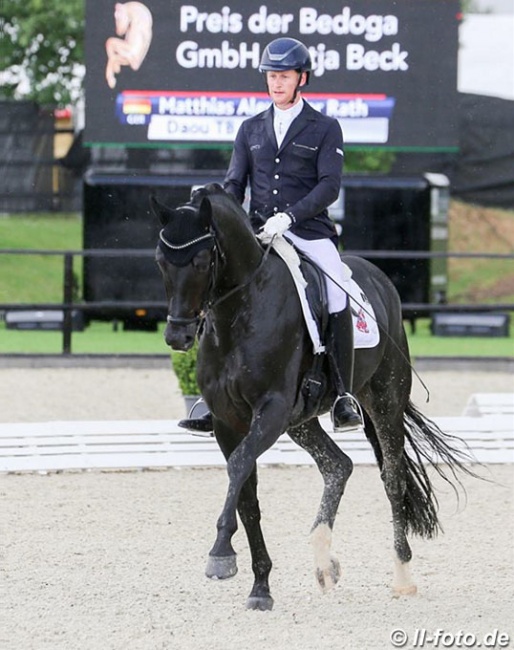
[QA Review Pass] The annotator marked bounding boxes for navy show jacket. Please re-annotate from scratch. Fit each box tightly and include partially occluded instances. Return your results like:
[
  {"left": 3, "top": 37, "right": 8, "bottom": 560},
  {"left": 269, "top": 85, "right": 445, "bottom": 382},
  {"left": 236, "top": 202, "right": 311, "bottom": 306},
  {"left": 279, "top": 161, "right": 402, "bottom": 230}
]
[{"left": 224, "top": 100, "right": 344, "bottom": 242}]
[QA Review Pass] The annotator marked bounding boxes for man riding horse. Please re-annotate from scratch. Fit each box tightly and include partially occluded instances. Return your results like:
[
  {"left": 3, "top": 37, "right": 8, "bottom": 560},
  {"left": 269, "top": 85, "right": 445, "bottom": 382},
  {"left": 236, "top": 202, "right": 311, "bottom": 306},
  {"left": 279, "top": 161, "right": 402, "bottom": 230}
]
[{"left": 180, "top": 36, "right": 362, "bottom": 433}]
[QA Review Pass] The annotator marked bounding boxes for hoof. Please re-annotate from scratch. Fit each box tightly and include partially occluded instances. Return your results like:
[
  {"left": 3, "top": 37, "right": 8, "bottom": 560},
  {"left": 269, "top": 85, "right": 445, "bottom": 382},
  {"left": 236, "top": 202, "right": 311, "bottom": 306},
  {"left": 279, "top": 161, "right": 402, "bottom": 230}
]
[
  {"left": 205, "top": 554, "right": 238, "bottom": 580},
  {"left": 246, "top": 596, "right": 274, "bottom": 611},
  {"left": 315, "top": 556, "right": 341, "bottom": 593},
  {"left": 392, "top": 584, "right": 418, "bottom": 598}
]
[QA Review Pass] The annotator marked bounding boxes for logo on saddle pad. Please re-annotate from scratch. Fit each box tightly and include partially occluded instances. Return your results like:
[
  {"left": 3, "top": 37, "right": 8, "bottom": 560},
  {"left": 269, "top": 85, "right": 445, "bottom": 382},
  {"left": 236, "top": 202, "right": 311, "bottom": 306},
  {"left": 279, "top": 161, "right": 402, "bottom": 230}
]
[{"left": 356, "top": 307, "right": 370, "bottom": 334}]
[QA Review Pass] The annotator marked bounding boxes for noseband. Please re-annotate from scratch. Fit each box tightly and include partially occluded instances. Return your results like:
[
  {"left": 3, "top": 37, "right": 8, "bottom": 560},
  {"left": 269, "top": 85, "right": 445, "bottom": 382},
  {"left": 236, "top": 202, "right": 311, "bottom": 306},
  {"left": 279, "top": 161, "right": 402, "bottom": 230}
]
[{"left": 166, "top": 314, "right": 200, "bottom": 326}]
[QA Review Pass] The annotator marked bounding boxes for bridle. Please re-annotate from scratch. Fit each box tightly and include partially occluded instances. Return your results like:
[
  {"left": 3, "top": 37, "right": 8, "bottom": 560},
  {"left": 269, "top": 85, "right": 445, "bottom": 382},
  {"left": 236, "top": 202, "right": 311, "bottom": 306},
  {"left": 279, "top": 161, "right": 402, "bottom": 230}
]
[
  {"left": 159, "top": 227, "right": 214, "bottom": 328},
  {"left": 159, "top": 226, "right": 273, "bottom": 328},
  {"left": 159, "top": 229, "right": 213, "bottom": 251}
]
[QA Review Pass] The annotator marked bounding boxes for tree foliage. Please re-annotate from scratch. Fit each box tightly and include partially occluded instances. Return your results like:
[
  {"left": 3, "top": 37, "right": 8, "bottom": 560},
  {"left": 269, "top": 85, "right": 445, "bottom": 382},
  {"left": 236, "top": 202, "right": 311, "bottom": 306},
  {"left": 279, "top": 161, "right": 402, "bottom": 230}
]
[
  {"left": 345, "top": 150, "right": 396, "bottom": 173},
  {"left": 0, "top": 0, "right": 85, "bottom": 106}
]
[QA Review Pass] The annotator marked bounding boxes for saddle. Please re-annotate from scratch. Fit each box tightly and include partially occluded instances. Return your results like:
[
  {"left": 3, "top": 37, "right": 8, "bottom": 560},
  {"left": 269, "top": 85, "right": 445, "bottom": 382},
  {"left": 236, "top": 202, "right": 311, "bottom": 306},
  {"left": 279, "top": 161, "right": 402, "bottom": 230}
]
[
  {"left": 296, "top": 250, "right": 330, "bottom": 339},
  {"left": 269, "top": 242, "right": 331, "bottom": 414},
  {"left": 266, "top": 237, "right": 379, "bottom": 414},
  {"left": 267, "top": 237, "right": 379, "bottom": 352},
  {"left": 296, "top": 252, "right": 331, "bottom": 413}
]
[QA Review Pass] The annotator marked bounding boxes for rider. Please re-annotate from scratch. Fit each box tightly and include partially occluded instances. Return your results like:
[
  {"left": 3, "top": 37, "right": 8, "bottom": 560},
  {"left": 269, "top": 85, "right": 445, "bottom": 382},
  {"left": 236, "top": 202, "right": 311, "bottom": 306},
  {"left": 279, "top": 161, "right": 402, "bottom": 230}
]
[{"left": 179, "top": 36, "right": 362, "bottom": 433}]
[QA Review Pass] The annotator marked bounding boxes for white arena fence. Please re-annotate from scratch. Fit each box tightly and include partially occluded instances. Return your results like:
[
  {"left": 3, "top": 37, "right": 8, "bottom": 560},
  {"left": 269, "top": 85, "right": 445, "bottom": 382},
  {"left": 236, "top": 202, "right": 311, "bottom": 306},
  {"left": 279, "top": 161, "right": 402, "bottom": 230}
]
[{"left": 0, "top": 394, "right": 512, "bottom": 474}]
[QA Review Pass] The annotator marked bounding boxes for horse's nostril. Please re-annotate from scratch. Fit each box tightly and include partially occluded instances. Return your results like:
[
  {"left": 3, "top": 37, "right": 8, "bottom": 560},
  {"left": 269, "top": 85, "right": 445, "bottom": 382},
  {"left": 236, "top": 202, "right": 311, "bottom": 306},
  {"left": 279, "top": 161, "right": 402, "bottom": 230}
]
[
  {"left": 164, "top": 323, "right": 196, "bottom": 352},
  {"left": 184, "top": 334, "right": 195, "bottom": 350}
]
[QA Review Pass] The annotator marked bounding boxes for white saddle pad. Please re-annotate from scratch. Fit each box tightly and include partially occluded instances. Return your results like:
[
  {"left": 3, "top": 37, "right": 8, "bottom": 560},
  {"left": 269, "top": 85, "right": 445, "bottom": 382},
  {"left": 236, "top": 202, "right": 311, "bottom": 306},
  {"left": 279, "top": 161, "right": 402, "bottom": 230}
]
[
  {"left": 270, "top": 237, "right": 380, "bottom": 353},
  {"left": 349, "top": 279, "right": 380, "bottom": 349}
]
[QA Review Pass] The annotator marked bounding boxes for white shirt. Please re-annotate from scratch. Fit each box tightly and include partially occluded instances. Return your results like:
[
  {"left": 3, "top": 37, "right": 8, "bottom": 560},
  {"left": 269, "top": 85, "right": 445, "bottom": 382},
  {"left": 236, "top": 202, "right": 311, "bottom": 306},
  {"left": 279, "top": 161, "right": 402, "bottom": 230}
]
[{"left": 273, "top": 99, "right": 304, "bottom": 147}]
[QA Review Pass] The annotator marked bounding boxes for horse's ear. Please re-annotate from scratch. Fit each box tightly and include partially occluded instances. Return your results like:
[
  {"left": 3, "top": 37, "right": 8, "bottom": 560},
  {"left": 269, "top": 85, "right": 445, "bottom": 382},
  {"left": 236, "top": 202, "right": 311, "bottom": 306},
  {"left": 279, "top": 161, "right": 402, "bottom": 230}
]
[
  {"left": 203, "top": 182, "right": 224, "bottom": 194},
  {"left": 198, "top": 195, "right": 214, "bottom": 231},
  {"left": 149, "top": 193, "right": 169, "bottom": 227}
]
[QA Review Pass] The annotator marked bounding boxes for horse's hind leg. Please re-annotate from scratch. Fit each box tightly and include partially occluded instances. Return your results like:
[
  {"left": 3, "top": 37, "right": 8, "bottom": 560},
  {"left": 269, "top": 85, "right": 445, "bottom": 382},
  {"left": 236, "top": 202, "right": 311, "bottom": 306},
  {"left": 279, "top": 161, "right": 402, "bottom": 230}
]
[
  {"left": 288, "top": 419, "right": 353, "bottom": 593},
  {"left": 362, "top": 408, "right": 417, "bottom": 597}
]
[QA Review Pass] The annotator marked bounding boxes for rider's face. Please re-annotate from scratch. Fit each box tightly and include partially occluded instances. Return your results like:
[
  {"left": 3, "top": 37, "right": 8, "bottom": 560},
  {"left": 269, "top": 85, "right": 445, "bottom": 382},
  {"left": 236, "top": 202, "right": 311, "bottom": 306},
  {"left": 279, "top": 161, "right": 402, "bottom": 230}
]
[{"left": 266, "top": 70, "right": 306, "bottom": 109}]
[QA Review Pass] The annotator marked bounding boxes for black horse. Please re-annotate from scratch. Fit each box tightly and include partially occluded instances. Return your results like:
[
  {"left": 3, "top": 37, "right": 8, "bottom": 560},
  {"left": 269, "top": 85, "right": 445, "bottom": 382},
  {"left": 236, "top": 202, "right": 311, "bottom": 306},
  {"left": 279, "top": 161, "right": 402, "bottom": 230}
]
[{"left": 152, "top": 183, "right": 473, "bottom": 611}]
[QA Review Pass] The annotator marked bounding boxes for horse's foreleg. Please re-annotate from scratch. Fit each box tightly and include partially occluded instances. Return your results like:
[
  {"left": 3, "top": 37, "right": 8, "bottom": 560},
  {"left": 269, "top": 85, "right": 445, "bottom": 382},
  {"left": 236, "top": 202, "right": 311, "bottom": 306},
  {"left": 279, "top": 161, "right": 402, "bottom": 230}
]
[
  {"left": 289, "top": 420, "right": 353, "bottom": 593},
  {"left": 205, "top": 463, "right": 273, "bottom": 610},
  {"left": 205, "top": 466, "right": 241, "bottom": 581},
  {"left": 206, "top": 405, "right": 287, "bottom": 609},
  {"left": 237, "top": 468, "right": 274, "bottom": 610}
]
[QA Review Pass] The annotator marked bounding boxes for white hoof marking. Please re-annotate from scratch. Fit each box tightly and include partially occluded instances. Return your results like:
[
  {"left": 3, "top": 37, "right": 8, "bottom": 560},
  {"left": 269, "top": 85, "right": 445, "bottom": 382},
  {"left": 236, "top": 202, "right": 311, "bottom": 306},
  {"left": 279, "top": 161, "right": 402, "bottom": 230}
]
[
  {"left": 392, "top": 556, "right": 417, "bottom": 597},
  {"left": 310, "top": 523, "right": 341, "bottom": 592}
]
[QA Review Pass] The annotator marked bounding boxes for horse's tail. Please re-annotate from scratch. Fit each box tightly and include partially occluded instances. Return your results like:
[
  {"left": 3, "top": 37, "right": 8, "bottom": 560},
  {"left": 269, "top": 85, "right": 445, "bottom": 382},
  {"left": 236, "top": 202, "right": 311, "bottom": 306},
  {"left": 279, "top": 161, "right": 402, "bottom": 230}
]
[{"left": 401, "top": 399, "right": 480, "bottom": 540}]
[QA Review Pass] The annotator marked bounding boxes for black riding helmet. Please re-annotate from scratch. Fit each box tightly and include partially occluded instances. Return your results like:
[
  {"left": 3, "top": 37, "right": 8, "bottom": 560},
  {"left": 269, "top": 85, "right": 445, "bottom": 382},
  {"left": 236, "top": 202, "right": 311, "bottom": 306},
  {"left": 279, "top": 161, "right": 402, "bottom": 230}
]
[{"left": 259, "top": 37, "right": 312, "bottom": 85}]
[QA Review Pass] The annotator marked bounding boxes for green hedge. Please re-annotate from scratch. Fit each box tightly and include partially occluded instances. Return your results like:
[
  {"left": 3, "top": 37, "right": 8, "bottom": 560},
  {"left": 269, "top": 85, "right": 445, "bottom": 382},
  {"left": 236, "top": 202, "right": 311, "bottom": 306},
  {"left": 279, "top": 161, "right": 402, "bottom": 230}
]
[{"left": 170, "top": 342, "right": 200, "bottom": 395}]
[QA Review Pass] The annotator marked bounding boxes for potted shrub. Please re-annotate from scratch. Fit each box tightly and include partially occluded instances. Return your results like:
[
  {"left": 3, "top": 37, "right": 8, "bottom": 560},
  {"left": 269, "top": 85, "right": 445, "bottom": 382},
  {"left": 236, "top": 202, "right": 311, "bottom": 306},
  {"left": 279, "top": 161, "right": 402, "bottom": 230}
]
[{"left": 170, "top": 341, "right": 208, "bottom": 417}]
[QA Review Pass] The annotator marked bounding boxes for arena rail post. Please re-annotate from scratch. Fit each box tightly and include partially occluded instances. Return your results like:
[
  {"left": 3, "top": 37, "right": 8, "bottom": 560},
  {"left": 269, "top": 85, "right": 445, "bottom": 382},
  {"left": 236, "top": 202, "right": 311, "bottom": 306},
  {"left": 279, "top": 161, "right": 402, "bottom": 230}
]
[{"left": 62, "top": 252, "right": 75, "bottom": 355}]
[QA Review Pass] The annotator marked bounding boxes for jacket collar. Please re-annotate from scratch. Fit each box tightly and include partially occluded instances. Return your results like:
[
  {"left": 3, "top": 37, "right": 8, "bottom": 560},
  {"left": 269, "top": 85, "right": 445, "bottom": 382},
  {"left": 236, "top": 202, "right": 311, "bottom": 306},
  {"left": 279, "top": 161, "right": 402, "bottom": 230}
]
[{"left": 262, "top": 101, "right": 316, "bottom": 152}]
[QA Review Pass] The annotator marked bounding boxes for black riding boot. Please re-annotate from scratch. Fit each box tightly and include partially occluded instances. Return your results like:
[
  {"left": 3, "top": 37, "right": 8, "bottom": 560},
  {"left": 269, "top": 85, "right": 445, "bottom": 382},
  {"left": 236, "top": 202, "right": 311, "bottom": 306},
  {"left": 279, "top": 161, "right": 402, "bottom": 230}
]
[
  {"left": 327, "top": 307, "right": 362, "bottom": 431},
  {"left": 178, "top": 402, "right": 214, "bottom": 434}
]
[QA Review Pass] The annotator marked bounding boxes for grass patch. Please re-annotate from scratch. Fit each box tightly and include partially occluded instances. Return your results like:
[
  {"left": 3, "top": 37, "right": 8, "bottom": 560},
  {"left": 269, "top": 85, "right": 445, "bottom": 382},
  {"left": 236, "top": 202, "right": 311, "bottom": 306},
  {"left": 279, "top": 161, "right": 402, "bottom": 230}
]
[
  {"left": 1, "top": 205, "right": 512, "bottom": 358},
  {"left": 0, "top": 318, "right": 512, "bottom": 358},
  {"left": 406, "top": 318, "right": 513, "bottom": 358},
  {"left": 0, "top": 213, "right": 82, "bottom": 303},
  {"left": 0, "top": 320, "right": 168, "bottom": 355},
  {"left": 448, "top": 201, "right": 514, "bottom": 304}
]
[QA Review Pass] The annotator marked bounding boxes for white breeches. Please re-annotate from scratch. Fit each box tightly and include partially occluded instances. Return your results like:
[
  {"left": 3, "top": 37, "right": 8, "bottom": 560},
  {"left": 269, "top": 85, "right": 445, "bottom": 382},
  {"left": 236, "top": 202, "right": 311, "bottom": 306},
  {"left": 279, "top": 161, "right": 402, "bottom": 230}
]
[{"left": 284, "top": 232, "right": 351, "bottom": 313}]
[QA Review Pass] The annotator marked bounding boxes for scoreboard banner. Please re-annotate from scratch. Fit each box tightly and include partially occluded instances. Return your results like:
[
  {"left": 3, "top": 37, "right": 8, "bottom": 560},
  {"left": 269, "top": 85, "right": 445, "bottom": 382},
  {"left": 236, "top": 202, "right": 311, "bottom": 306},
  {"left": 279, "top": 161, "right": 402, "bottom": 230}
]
[{"left": 84, "top": 1, "right": 460, "bottom": 150}]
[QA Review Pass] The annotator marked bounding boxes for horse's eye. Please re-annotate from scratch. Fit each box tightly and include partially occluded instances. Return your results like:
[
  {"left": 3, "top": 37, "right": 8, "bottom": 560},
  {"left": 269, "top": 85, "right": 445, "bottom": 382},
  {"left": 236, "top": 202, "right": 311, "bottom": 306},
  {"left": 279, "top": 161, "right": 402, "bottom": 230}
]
[
  {"left": 193, "top": 250, "right": 211, "bottom": 273},
  {"left": 194, "top": 259, "right": 210, "bottom": 273}
]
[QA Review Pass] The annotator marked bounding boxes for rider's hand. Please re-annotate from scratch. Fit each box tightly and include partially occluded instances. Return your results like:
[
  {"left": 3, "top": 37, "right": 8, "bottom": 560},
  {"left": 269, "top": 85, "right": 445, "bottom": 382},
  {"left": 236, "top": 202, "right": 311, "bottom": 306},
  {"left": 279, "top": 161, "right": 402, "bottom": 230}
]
[{"left": 258, "top": 212, "right": 292, "bottom": 243}]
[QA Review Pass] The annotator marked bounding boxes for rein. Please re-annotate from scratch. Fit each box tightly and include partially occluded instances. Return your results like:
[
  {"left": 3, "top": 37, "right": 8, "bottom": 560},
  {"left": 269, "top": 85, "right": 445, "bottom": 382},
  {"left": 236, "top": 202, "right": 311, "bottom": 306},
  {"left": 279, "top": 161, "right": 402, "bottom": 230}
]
[{"left": 205, "top": 240, "right": 274, "bottom": 313}]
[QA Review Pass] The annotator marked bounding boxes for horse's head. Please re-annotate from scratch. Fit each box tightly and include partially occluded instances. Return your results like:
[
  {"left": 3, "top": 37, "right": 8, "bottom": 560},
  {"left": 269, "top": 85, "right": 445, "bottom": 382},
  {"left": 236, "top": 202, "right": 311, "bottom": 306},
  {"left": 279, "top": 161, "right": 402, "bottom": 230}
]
[
  {"left": 151, "top": 186, "right": 217, "bottom": 351},
  {"left": 152, "top": 183, "right": 264, "bottom": 350}
]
